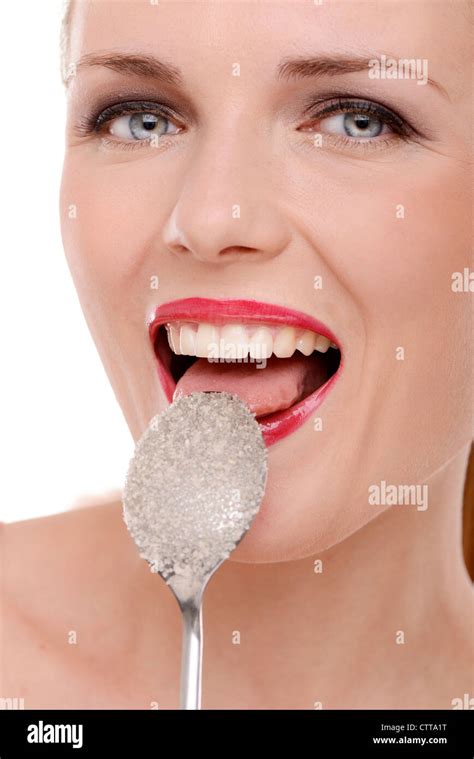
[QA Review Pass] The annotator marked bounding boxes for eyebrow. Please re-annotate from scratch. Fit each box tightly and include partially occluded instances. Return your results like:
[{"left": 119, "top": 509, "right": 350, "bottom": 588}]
[
  {"left": 70, "top": 51, "right": 448, "bottom": 98},
  {"left": 277, "top": 55, "right": 448, "bottom": 97},
  {"left": 72, "top": 51, "right": 183, "bottom": 86}
]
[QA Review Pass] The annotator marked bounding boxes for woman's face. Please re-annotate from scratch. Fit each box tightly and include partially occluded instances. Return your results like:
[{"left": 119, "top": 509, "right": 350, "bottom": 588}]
[{"left": 61, "top": 0, "right": 472, "bottom": 562}]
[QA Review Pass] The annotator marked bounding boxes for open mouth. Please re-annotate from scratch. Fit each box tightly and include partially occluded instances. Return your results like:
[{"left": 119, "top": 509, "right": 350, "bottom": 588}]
[{"left": 149, "top": 298, "right": 342, "bottom": 446}]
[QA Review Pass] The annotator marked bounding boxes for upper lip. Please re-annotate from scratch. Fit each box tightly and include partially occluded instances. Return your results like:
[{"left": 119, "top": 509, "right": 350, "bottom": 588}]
[{"left": 148, "top": 297, "right": 340, "bottom": 347}]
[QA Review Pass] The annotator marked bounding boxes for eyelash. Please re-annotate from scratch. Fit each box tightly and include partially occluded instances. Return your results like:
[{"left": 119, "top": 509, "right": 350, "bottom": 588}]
[
  {"left": 76, "top": 97, "right": 416, "bottom": 152},
  {"left": 304, "top": 97, "right": 413, "bottom": 138},
  {"left": 76, "top": 100, "right": 183, "bottom": 151}
]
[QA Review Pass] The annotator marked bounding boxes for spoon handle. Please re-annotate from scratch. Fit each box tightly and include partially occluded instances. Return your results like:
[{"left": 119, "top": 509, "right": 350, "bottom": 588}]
[{"left": 179, "top": 598, "right": 203, "bottom": 709}]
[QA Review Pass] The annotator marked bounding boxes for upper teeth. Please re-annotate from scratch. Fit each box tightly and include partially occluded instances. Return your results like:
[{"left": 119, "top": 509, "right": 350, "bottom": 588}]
[{"left": 165, "top": 322, "right": 336, "bottom": 359}]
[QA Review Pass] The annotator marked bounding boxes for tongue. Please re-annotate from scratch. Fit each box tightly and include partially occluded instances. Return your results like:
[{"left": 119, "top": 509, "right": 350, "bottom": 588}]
[{"left": 173, "top": 353, "right": 328, "bottom": 417}]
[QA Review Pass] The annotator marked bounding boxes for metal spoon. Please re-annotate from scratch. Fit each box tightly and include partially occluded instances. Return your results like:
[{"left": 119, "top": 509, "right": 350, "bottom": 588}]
[{"left": 122, "top": 391, "right": 267, "bottom": 709}]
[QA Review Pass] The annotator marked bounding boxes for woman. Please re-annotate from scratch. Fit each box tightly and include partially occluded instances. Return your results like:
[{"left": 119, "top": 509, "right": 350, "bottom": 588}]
[{"left": 1, "top": 0, "right": 472, "bottom": 709}]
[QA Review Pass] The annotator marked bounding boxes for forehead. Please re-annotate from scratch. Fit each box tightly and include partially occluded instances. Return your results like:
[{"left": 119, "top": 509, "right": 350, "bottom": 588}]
[{"left": 69, "top": 0, "right": 467, "bottom": 91}]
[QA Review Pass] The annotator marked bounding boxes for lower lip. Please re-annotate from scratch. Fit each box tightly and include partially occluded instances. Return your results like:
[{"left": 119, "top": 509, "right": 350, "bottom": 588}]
[
  {"left": 256, "top": 373, "right": 340, "bottom": 445},
  {"left": 154, "top": 338, "right": 342, "bottom": 447}
]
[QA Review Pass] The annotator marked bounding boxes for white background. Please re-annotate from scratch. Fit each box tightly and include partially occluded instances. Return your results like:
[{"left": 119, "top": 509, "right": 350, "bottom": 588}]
[{"left": 0, "top": 1, "right": 133, "bottom": 523}]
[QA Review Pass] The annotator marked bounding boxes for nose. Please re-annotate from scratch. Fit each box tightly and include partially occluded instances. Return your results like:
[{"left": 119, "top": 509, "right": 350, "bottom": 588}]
[{"left": 162, "top": 118, "right": 290, "bottom": 265}]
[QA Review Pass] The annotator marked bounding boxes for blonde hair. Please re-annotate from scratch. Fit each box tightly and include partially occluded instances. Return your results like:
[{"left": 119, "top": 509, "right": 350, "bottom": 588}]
[
  {"left": 59, "top": 0, "right": 474, "bottom": 582},
  {"left": 60, "top": 0, "right": 74, "bottom": 85}
]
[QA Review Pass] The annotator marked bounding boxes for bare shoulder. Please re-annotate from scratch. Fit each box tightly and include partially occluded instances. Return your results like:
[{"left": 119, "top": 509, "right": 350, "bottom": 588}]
[
  {"left": 0, "top": 500, "right": 166, "bottom": 707},
  {"left": 2, "top": 500, "right": 130, "bottom": 609}
]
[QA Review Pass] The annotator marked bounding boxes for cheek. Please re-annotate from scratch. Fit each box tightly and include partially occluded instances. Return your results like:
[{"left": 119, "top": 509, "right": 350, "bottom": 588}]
[
  {"left": 60, "top": 154, "right": 167, "bottom": 436},
  {"left": 60, "top": 153, "right": 161, "bottom": 301},
  {"left": 345, "top": 159, "right": 471, "bottom": 467},
  {"left": 320, "top": 156, "right": 469, "bottom": 310},
  {"left": 240, "top": 156, "right": 471, "bottom": 563}
]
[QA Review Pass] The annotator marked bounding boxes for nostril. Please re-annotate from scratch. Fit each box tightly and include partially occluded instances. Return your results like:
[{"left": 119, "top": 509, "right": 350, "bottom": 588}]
[{"left": 171, "top": 243, "right": 189, "bottom": 255}]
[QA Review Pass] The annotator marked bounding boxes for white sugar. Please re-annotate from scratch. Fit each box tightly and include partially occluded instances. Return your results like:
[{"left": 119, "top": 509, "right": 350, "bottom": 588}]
[{"left": 123, "top": 392, "right": 267, "bottom": 585}]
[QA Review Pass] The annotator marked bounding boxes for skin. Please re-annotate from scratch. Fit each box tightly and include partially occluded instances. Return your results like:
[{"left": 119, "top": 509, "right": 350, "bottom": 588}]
[{"left": 1, "top": 0, "right": 472, "bottom": 708}]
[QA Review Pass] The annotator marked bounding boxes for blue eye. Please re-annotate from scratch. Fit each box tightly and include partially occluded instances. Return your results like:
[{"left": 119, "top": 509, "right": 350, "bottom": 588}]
[
  {"left": 109, "top": 111, "right": 181, "bottom": 141},
  {"left": 321, "top": 112, "right": 387, "bottom": 139},
  {"left": 300, "top": 97, "right": 413, "bottom": 144},
  {"left": 78, "top": 100, "right": 185, "bottom": 145}
]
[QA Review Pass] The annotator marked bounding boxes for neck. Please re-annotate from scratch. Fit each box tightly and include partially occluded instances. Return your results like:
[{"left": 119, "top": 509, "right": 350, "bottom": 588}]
[{"left": 201, "top": 443, "right": 472, "bottom": 707}]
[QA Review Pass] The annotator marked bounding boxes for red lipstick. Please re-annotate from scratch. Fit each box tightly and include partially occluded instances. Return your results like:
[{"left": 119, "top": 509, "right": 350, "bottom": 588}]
[{"left": 148, "top": 298, "right": 342, "bottom": 446}]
